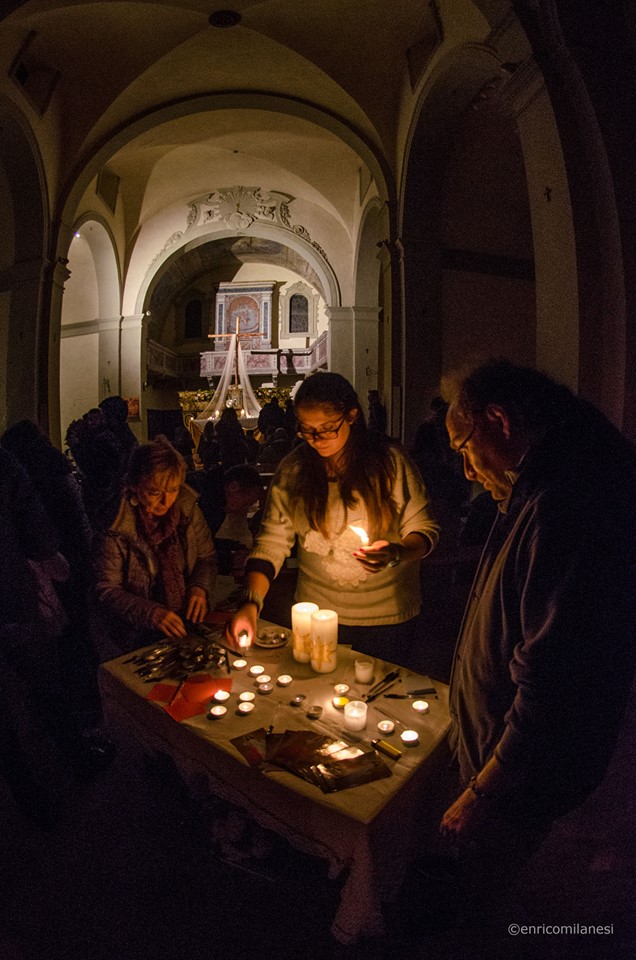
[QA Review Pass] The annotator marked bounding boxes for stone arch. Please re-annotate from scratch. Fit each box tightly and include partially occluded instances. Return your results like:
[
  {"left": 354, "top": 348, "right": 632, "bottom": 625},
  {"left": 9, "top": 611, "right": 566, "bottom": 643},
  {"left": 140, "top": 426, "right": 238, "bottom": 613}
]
[
  {"left": 0, "top": 103, "right": 48, "bottom": 433},
  {"left": 57, "top": 92, "right": 394, "bottom": 257},
  {"left": 133, "top": 223, "right": 341, "bottom": 317}
]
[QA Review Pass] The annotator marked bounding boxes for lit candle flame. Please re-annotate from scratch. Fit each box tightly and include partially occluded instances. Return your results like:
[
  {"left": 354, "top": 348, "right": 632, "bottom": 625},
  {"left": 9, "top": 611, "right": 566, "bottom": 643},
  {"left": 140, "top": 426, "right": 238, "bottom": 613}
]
[
  {"left": 349, "top": 524, "right": 370, "bottom": 546},
  {"left": 238, "top": 629, "right": 251, "bottom": 650}
]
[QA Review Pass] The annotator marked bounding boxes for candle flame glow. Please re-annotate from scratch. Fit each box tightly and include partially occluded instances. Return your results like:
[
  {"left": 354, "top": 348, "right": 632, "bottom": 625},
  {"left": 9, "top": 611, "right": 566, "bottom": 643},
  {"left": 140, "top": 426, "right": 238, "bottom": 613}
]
[{"left": 349, "top": 524, "right": 370, "bottom": 545}]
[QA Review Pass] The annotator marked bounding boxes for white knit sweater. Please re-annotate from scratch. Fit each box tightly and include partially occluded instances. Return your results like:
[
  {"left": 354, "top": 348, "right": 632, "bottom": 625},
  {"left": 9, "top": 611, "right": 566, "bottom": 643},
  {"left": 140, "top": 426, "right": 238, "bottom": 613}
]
[{"left": 250, "top": 447, "right": 439, "bottom": 626}]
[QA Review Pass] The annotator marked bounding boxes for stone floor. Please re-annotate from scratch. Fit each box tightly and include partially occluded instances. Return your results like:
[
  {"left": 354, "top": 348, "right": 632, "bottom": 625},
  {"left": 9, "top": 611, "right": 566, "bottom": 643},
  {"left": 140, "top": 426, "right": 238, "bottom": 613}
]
[{"left": 0, "top": 561, "right": 634, "bottom": 960}]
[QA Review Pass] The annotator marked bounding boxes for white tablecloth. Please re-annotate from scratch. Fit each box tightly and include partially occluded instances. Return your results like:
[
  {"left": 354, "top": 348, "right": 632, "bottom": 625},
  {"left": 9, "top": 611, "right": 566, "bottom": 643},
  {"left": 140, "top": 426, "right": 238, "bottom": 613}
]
[{"left": 99, "top": 637, "right": 451, "bottom": 943}]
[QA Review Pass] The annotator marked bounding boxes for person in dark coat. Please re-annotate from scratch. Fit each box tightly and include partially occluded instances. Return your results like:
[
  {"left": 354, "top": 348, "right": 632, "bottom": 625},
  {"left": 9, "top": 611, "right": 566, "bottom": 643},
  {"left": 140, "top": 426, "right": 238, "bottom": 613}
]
[
  {"left": 0, "top": 448, "right": 72, "bottom": 826},
  {"left": 99, "top": 395, "right": 138, "bottom": 468},
  {"left": 435, "top": 359, "right": 636, "bottom": 918}
]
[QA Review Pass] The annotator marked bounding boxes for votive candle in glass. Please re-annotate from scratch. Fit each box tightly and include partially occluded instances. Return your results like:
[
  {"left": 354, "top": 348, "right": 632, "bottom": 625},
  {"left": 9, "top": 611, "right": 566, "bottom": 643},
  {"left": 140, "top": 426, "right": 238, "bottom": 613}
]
[
  {"left": 291, "top": 602, "right": 319, "bottom": 663},
  {"left": 343, "top": 699, "right": 367, "bottom": 731},
  {"left": 310, "top": 609, "right": 338, "bottom": 674},
  {"left": 354, "top": 659, "right": 374, "bottom": 684}
]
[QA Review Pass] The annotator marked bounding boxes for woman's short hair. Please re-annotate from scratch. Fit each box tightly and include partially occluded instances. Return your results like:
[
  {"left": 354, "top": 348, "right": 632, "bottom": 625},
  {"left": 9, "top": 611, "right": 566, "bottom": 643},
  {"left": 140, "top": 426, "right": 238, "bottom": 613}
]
[{"left": 127, "top": 435, "right": 186, "bottom": 489}]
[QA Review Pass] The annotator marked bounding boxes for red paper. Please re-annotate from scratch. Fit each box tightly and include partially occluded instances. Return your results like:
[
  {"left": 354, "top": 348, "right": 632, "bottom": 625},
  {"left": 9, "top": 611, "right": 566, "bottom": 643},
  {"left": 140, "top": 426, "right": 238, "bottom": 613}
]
[
  {"left": 158, "top": 674, "right": 233, "bottom": 722},
  {"left": 147, "top": 682, "right": 180, "bottom": 703},
  {"left": 181, "top": 675, "right": 232, "bottom": 703},
  {"left": 163, "top": 697, "right": 209, "bottom": 722}
]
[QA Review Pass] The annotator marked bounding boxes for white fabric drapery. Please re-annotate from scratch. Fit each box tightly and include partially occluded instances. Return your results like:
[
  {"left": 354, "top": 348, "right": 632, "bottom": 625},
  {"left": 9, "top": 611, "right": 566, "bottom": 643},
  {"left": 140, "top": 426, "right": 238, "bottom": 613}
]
[{"left": 198, "top": 334, "right": 262, "bottom": 419}]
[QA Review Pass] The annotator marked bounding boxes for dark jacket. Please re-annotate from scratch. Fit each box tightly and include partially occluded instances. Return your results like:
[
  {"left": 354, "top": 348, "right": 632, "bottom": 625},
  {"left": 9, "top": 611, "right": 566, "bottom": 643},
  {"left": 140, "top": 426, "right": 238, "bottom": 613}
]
[
  {"left": 0, "top": 449, "right": 59, "bottom": 628},
  {"left": 94, "top": 484, "right": 217, "bottom": 648},
  {"left": 449, "top": 402, "right": 636, "bottom": 820}
]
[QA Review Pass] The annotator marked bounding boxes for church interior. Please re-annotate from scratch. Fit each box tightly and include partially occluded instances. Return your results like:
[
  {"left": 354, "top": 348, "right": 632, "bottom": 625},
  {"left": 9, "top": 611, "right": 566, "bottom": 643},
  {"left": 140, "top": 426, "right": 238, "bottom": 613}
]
[{"left": 1, "top": 1, "right": 635, "bottom": 958}]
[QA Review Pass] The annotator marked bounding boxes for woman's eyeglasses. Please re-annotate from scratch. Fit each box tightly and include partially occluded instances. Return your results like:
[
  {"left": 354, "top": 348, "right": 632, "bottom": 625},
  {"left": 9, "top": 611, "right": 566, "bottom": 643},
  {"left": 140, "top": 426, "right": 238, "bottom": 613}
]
[{"left": 296, "top": 415, "right": 347, "bottom": 442}]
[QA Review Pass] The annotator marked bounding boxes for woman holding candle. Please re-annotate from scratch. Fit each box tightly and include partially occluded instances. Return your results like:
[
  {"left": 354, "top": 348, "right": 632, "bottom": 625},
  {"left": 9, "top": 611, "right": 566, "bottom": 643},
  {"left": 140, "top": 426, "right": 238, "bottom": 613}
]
[
  {"left": 227, "top": 372, "right": 439, "bottom": 663},
  {"left": 95, "top": 436, "right": 217, "bottom": 653}
]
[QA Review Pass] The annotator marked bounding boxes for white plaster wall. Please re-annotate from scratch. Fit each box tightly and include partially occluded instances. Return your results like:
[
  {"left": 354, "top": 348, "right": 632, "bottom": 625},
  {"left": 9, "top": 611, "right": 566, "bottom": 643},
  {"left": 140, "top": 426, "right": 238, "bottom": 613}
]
[
  {"left": 62, "top": 235, "right": 99, "bottom": 324},
  {"left": 59, "top": 332, "right": 99, "bottom": 444},
  {"left": 517, "top": 87, "right": 579, "bottom": 391}
]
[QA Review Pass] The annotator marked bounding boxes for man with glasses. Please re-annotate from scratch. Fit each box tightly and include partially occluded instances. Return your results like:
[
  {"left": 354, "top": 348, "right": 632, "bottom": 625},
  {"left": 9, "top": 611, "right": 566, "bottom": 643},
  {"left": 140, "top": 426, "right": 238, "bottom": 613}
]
[{"left": 431, "top": 359, "right": 636, "bottom": 921}]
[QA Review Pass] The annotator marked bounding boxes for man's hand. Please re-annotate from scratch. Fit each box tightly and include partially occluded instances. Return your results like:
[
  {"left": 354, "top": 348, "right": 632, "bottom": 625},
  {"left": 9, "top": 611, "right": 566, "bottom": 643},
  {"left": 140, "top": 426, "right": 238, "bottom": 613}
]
[
  {"left": 439, "top": 788, "right": 491, "bottom": 845},
  {"left": 185, "top": 586, "right": 208, "bottom": 622},
  {"left": 150, "top": 606, "right": 187, "bottom": 639}
]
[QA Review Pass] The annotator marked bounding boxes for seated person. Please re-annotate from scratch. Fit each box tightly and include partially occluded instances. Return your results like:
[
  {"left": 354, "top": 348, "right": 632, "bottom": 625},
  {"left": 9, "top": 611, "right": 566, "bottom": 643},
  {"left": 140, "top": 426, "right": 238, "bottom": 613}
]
[
  {"left": 212, "top": 465, "right": 263, "bottom": 577},
  {"left": 94, "top": 436, "right": 217, "bottom": 651}
]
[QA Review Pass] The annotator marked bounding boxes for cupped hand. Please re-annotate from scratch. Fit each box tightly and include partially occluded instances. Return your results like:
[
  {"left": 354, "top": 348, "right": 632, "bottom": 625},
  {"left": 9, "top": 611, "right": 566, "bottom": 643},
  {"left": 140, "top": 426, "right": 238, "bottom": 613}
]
[
  {"left": 150, "top": 606, "right": 187, "bottom": 639},
  {"left": 225, "top": 603, "right": 258, "bottom": 652},
  {"left": 185, "top": 586, "right": 208, "bottom": 622},
  {"left": 353, "top": 539, "right": 398, "bottom": 572}
]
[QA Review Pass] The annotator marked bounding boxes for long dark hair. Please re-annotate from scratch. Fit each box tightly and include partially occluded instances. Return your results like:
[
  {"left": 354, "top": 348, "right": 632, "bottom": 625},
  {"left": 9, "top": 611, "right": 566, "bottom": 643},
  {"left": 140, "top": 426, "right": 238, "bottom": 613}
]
[{"left": 291, "top": 372, "right": 397, "bottom": 537}]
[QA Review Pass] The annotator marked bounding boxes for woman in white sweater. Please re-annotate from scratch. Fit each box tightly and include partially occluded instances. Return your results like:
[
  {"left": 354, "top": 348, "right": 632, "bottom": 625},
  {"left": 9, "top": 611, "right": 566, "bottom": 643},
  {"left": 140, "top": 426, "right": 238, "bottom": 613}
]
[{"left": 227, "top": 373, "right": 439, "bottom": 663}]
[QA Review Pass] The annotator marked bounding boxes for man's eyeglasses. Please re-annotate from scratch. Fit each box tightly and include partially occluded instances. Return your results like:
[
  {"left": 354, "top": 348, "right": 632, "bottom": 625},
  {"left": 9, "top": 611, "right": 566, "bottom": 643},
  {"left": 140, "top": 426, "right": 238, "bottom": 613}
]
[
  {"left": 296, "top": 415, "right": 347, "bottom": 442},
  {"left": 455, "top": 423, "right": 476, "bottom": 454}
]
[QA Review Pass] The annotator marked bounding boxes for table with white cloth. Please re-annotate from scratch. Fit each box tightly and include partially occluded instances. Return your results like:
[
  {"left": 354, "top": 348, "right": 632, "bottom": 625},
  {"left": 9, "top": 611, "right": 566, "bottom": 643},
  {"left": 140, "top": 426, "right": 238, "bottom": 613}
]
[{"left": 98, "top": 633, "right": 451, "bottom": 944}]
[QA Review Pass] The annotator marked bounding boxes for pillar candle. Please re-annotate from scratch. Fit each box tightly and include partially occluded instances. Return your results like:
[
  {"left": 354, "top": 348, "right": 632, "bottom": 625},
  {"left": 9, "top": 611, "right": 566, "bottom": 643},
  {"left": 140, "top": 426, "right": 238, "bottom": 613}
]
[
  {"left": 291, "top": 602, "right": 319, "bottom": 663},
  {"left": 310, "top": 608, "right": 338, "bottom": 673}
]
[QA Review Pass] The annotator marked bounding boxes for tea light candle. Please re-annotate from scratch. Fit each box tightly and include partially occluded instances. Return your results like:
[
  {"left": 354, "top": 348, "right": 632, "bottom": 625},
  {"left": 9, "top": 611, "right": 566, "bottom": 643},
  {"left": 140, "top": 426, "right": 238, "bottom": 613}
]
[
  {"left": 291, "top": 602, "right": 319, "bottom": 663},
  {"left": 213, "top": 689, "right": 231, "bottom": 702},
  {"left": 239, "top": 691, "right": 255, "bottom": 702},
  {"left": 237, "top": 701, "right": 255, "bottom": 715},
  {"left": 237, "top": 629, "right": 252, "bottom": 653},
  {"left": 400, "top": 729, "right": 419, "bottom": 746},
  {"left": 354, "top": 659, "right": 374, "bottom": 684},
  {"left": 232, "top": 659, "right": 247, "bottom": 670},
  {"left": 332, "top": 696, "right": 349, "bottom": 710},
  {"left": 277, "top": 674, "right": 293, "bottom": 687},
  {"left": 344, "top": 699, "right": 367, "bottom": 731},
  {"left": 207, "top": 705, "right": 227, "bottom": 719},
  {"left": 412, "top": 699, "right": 429, "bottom": 714},
  {"left": 333, "top": 683, "right": 350, "bottom": 696},
  {"left": 257, "top": 682, "right": 274, "bottom": 695},
  {"left": 255, "top": 674, "right": 272, "bottom": 685},
  {"left": 377, "top": 719, "right": 395, "bottom": 735},
  {"left": 310, "top": 609, "right": 338, "bottom": 673},
  {"left": 248, "top": 664, "right": 265, "bottom": 677}
]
